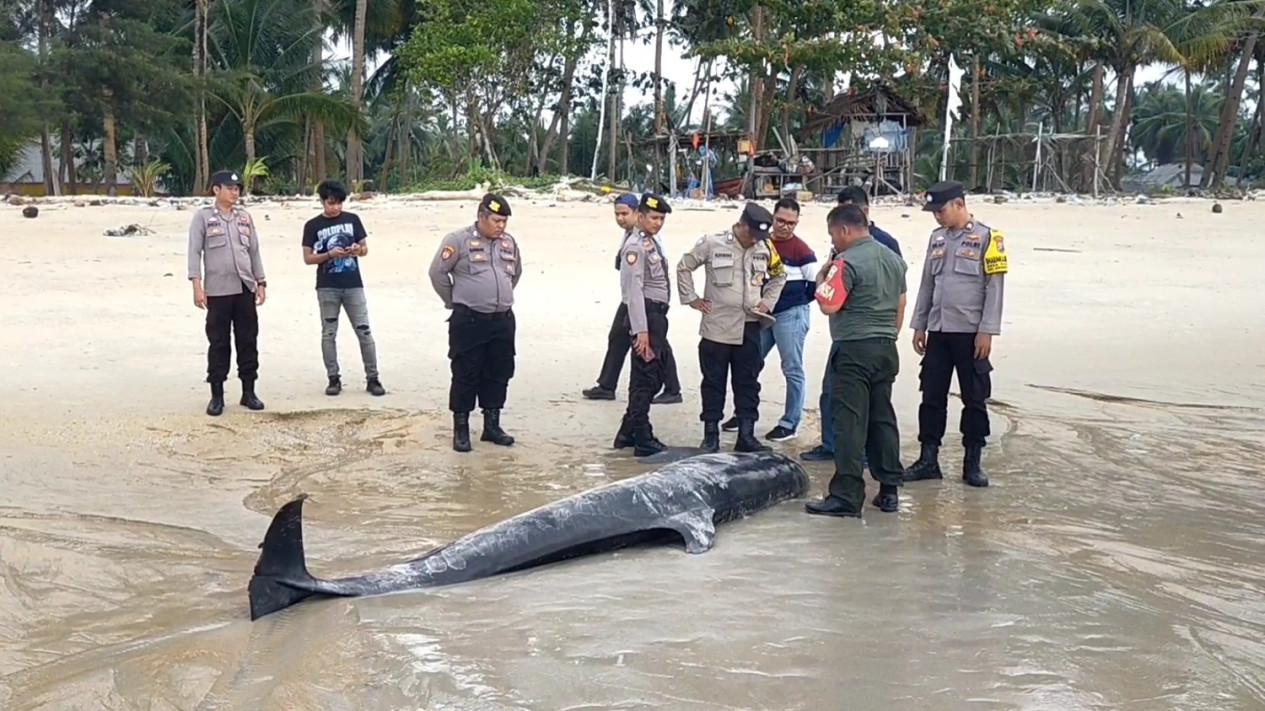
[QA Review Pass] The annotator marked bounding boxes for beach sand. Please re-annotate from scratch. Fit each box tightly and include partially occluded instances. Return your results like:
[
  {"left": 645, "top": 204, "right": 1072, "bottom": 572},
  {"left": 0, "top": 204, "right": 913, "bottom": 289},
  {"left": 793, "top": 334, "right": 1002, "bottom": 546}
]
[{"left": 2, "top": 192, "right": 1264, "bottom": 709}]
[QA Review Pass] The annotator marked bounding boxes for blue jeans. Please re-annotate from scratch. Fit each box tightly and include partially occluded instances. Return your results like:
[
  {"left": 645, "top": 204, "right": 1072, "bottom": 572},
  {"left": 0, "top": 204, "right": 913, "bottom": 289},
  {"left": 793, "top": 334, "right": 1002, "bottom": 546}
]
[{"left": 758, "top": 303, "right": 811, "bottom": 430}]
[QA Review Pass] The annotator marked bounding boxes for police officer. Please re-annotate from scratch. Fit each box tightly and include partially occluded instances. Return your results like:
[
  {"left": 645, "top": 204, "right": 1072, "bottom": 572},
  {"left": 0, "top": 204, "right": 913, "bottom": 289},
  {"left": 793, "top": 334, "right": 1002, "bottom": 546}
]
[
  {"left": 187, "top": 169, "right": 267, "bottom": 417},
  {"left": 677, "top": 202, "right": 787, "bottom": 453},
  {"left": 583, "top": 193, "right": 682, "bottom": 404},
  {"left": 612, "top": 193, "right": 675, "bottom": 456},
  {"left": 428, "top": 193, "right": 522, "bottom": 453},
  {"left": 904, "top": 180, "right": 1007, "bottom": 488},
  {"left": 803, "top": 204, "right": 908, "bottom": 518}
]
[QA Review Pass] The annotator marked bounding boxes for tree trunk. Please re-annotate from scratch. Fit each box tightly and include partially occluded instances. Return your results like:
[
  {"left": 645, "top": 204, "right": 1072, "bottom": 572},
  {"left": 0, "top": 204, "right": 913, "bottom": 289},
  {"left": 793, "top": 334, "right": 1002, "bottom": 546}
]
[
  {"left": 245, "top": 126, "right": 257, "bottom": 167},
  {"left": 1206, "top": 29, "right": 1259, "bottom": 187},
  {"left": 539, "top": 19, "right": 589, "bottom": 176},
  {"left": 746, "top": 5, "right": 765, "bottom": 147},
  {"left": 194, "top": 0, "right": 210, "bottom": 194},
  {"left": 780, "top": 65, "right": 803, "bottom": 149},
  {"left": 102, "top": 90, "right": 118, "bottom": 197},
  {"left": 969, "top": 56, "right": 981, "bottom": 188},
  {"left": 309, "top": 0, "right": 328, "bottom": 187},
  {"left": 1237, "top": 59, "right": 1264, "bottom": 187},
  {"left": 1079, "top": 61, "right": 1105, "bottom": 191},
  {"left": 1108, "top": 81, "right": 1134, "bottom": 185},
  {"left": 60, "top": 121, "right": 77, "bottom": 195},
  {"left": 652, "top": 0, "right": 665, "bottom": 190},
  {"left": 607, "top": 36, "right": 623, "bottom": 180},
  {"left": 1183, "top": 68, "right": 1193, "bottom": 189},
  {"left": 1100, "top": 65, "right": 1132, "bottom": 188},
  {"left": 346, "top": 0, "right": 368, "bottom": 187}
]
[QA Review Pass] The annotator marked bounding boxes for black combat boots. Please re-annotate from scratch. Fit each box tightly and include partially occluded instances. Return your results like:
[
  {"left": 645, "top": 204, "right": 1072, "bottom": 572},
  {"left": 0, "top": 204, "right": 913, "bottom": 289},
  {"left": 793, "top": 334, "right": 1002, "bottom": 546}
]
[
  {"left": 452, "top": 412, "right": 472, "bottom": 452},
  {"left": 700, "top": 421, "right": 720, "bottom": 453},
  {"left": 962, "top": 445, "right": 989, "bottom": 487},
  {"left": 902, "top": 442, "right": 942, "bottom": 481},
  {"left": 734, "top": 420, "right": 770, "bottom": 452},
  {"left": 480, "top": 408, "right": 515, "bottom": 446},
  {"left": 206, "top": 381, "right": 225, "bottom": 417},
  {"left": 614, "top": 415, "right": 635, "bottom": 449},
  {"left": 240, "top": 378, "right": 265, "bottom": 411}
]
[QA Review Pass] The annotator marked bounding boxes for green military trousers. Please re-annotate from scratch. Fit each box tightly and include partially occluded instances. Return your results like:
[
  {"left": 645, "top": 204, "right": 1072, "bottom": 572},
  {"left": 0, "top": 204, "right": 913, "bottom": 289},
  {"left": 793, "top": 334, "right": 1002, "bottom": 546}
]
[{"left": 827, "top": 337, "right": 903, "bottom": 510}]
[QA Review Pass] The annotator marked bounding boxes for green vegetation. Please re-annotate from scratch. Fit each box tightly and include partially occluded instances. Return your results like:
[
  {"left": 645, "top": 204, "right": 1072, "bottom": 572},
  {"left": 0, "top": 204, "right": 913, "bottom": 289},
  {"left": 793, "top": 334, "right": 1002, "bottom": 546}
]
[{"left": 3, "top": 0, "right": 1263, "bottom": 196}]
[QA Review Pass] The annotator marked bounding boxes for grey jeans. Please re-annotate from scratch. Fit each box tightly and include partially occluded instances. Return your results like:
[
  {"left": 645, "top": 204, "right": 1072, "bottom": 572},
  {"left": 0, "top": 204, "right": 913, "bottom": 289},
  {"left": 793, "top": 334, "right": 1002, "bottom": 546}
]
[{"left": 317, "top": 287, "right": 379, "bottom": 379}]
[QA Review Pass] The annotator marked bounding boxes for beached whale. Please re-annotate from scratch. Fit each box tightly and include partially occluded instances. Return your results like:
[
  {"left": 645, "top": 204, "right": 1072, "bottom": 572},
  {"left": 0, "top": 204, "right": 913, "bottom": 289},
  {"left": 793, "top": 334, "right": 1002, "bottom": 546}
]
[{"left": 247, "top": 451, "right": 810, "bottom": 620}]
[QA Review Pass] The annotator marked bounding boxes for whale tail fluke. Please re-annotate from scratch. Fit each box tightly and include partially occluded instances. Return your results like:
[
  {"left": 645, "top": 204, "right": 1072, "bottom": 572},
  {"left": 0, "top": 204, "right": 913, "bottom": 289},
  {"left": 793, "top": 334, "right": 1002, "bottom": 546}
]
[{"left": 248, "top": 494, "right": 319, "bottom": 620}]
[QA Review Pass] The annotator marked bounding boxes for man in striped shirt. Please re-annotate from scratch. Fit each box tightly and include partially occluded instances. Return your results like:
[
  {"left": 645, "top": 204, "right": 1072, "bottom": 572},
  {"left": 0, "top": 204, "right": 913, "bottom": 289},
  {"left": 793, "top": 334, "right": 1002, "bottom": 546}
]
[{"left": 720, "top": 197, "right": 817, "bottom": 442}]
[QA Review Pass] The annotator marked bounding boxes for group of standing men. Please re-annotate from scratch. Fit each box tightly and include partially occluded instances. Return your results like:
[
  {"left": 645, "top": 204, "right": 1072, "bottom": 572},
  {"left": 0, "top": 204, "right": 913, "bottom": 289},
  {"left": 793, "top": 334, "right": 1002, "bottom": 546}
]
[
  {"left": 588, "top": 180, "right": 1007, "bottom": 519},
  {"left": 186, "top": 168, "right": 1006, "bottom": 520}
]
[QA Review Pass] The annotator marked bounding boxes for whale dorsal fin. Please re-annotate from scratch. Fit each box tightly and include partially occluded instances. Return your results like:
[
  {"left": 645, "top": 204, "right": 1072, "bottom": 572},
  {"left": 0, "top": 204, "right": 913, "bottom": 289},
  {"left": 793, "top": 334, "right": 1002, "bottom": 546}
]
[{"left": 661, "top": 509, "right": 716, "bottom": 554}]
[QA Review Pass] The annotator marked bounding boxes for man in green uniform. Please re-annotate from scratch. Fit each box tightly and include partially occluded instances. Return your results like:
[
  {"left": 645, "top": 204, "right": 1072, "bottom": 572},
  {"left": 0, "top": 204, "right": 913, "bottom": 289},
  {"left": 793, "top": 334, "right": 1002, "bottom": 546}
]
[{"left": 804, "top": 204, "right": 908, "bottom": 518}]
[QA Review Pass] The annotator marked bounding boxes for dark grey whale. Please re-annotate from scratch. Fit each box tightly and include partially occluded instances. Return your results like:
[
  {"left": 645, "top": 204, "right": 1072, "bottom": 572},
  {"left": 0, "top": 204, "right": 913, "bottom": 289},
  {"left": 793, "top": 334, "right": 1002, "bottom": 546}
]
[{"left": 247, "top": 451, "right": 810, "bottom": 620}]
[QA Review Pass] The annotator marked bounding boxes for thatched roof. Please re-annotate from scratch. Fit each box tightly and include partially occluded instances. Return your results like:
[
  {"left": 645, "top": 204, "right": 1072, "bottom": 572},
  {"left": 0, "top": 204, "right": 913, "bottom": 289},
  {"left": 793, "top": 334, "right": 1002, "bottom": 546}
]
[{"left": 802, "top": 84, "right": 928, "bottom": 134}]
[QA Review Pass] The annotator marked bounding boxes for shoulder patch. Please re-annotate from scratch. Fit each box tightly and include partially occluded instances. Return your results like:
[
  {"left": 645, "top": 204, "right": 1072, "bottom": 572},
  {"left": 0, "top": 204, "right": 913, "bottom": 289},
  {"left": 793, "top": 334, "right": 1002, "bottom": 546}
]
[
  {"left": 625, "top": 250, "right": 639, "bottom": 265},
  {"left": 441, "top": 244, "right": 455, "bottom": 261},
  {"left": 983, "top": 229, "right": 1008, "bottom": 275}
]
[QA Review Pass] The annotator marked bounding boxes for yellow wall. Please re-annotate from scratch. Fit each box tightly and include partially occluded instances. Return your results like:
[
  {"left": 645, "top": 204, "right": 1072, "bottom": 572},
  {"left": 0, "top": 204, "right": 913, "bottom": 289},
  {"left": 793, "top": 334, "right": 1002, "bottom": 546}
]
[{"left": 1, "top": 183, "right": 138, "bottom": 197}]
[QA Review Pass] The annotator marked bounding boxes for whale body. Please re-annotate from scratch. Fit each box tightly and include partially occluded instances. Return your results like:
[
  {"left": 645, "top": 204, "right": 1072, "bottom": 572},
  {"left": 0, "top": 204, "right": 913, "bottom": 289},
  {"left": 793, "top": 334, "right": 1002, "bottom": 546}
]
[{"left": 247, "top": 451, "right": 810, "bottom": 620}]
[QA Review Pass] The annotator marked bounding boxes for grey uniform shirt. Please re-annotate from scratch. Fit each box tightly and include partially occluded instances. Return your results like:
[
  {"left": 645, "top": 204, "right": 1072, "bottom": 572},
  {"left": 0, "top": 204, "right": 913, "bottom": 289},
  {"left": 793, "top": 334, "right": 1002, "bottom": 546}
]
[
  {"left": 428, "top": 224, "right": 522, "bottom": 313},
  {"left": 910, "top": 218, "right": 1005, "bottom": 334},
  {"left": 187, "top": 205, "right": 266, "bottom": 297},
  {"left": 677, "top": 231, "right": 787, "bottom": 345},
  {"left": 620, "top": 229, "right": 671, "bottom": 335}
]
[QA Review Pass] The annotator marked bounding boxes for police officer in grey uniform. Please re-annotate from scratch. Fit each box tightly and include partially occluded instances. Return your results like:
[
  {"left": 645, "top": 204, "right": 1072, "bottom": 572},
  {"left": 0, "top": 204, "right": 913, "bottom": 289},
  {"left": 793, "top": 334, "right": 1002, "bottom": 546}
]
[
  {"left": 677, "top": 202, "right": 787, "bottom": 453},
  {"left": 613, "top": 193, "right": 675, "bottom": 457},
  {"left": 187, "top": 169, "right": 267, "bottom": 417},
  {"left": 904, "top": 180, "right": 1007, "bottom": 487},
  {"left": 428, "top": 193, "right": 522, "bottom": 452}
]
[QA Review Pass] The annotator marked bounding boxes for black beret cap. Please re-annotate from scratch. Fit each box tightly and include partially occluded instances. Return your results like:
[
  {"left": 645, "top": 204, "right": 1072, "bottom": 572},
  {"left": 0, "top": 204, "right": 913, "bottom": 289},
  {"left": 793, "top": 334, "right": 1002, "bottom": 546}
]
[
  {"left": 740, "top": 202, "right": 774, "bottom": 235},
  {"left": 210, "top": 169, "right": 243, "bottom": 188},
  {"left": 922, "top": 180, "right": 966, "bottom": 211},
  {"left": 639, "top": 192, "right": 672, "bottom": 214},
  {"left": 480, "top": 193, "right": 512, "bottom": 217}
]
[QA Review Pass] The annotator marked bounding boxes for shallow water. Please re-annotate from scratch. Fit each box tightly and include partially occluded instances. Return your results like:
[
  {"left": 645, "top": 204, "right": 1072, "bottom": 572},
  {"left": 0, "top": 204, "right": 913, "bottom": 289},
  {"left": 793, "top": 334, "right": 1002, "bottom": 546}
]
[{"left": 2, "top": 392, "right": 1264, "bottom": 711}]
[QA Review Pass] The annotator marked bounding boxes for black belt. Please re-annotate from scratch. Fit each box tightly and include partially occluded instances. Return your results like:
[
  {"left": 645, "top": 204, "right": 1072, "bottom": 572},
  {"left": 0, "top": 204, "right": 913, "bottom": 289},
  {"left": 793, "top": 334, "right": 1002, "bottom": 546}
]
[
  {"left": 645, "top": 299, "right": 669, "bottom": 314},
  {"left": 454, "top": 304, "right": 512, "bottom": 319}
]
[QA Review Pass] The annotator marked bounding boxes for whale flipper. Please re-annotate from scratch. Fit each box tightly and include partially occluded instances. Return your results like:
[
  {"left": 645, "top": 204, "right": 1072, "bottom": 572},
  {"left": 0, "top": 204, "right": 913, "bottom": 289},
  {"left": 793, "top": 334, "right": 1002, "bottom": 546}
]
[
  {"left": 662, "top": 509, "right": 716, "bottom": 554},
  {"left": 248, "top": 494, "right": 321, "bottom": 620}
]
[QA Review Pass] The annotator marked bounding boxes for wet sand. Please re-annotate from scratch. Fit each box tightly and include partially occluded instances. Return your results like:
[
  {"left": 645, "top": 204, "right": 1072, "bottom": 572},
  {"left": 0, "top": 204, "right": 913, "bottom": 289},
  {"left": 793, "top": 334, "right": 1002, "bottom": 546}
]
[{"left": 1, "top": 195, "right": 1263, "bottom": 709}]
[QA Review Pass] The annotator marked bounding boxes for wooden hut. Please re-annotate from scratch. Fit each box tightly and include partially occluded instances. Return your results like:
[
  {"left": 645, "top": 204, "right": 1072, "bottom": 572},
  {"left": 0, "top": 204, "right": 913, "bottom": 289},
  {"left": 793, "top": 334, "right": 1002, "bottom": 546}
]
[{"left": 798, "top": 83, "right": 927, "bottom": 198}]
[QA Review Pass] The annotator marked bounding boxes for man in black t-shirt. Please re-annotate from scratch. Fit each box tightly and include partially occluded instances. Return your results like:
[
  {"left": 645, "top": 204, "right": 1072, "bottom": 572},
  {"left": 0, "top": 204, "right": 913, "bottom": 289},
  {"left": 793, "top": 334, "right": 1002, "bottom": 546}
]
[{"left": 301, "top": 179, "right": 386, "bottom": 396}]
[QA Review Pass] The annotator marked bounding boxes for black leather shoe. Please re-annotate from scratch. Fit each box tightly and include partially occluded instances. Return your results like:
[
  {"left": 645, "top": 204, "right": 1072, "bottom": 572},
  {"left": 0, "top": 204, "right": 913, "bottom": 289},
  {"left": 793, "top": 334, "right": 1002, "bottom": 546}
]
[
  {"left": 366, "top": 378, "right": 386, "bottom": 396},
  {"left": 963, "top": 445, "right": 989, "bottom": 487},
  {"left": 480, "top": 408, "right": 515, "bottom": 446},
  {"left": 903, "top": 442, "right": 942, "bottom": 481},
  {"left": 239, "top": 380, "right": 265, "bottom": 411},
  {"left": 734, "top": 419, "right": 771, "bottom": 452},
  {"left": 871, "top": 489, "right": 899, "bottom": 513},
  {"left": 804, "top": 496, "right": 862, "bottom": 518},
  {"left": 633, "top": 432, "right": 667, "bottom": 457},
  {"left": 453, "top": 412, "right": 472, "bottom": 452},
  {"left": 700, "top": 421, "right": 720, "bottom": 453},
  {"left": 206, "top": 382, "right": 224, "bottom": 417}
]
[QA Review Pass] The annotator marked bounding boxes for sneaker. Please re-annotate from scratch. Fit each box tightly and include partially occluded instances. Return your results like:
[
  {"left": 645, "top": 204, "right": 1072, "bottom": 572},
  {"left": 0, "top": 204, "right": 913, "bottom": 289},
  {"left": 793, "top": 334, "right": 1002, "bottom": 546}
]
[
  {"left": 366, "top": 378, "right": 386, "bottom": 396},
  {"left": 652, "top": 391, "right": 682, "bottom": 404},
  {"left": 765, "top": 425, "right": 797, "bottom": 442},
  {"left": 721, "top": 417, "right": 739, "bottom": 432},
  {"left": 325, "top": 376, "right": 342, "bottom": 396},
  {"left": 800, "top": 445, "right": 834, "bottom": 461},
  {"left": 583, "top": 385, "right": 616, "bottom": 400}
]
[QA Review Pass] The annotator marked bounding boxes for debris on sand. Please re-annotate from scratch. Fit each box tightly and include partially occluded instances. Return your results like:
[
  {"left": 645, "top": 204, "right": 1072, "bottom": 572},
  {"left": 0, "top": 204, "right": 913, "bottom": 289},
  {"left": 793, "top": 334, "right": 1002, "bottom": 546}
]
[
  {"left": 21, "top": 206, "right": 38, "bottom": 218},
  {"left": 104, "top": 224, "right": 155, "bottom": 237}
]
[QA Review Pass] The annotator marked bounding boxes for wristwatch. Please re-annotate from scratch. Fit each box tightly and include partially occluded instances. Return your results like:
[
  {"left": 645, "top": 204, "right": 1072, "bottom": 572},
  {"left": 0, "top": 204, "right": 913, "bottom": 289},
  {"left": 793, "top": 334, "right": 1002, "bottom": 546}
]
[{"left": 258, "top": 281, "right": 267, "bottom": 288}]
